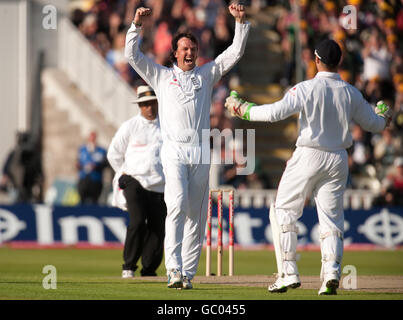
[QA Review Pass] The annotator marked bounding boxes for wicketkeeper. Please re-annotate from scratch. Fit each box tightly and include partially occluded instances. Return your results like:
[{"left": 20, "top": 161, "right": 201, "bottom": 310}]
[{"left": 225, "top": 39, "right": 392, "bottom": 295}]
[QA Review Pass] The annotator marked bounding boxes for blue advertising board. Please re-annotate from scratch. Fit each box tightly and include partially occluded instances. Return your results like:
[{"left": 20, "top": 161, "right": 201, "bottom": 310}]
[{"left": 0, "top": 204, "right": 402, "bottom": 248}]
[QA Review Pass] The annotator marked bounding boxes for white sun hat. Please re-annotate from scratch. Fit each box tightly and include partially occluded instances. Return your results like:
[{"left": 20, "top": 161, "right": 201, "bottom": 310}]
[{"left": 133, "top": 85, "right": 157, "bottom": 104}]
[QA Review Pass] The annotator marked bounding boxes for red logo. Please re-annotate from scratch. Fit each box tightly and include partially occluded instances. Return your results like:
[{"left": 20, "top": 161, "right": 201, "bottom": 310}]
[
  {"left": 132, "top": 143, "right": 147, "bottom": 147},
  {"left": 234, "top": 105, "right": 242, "bottom": 116}
]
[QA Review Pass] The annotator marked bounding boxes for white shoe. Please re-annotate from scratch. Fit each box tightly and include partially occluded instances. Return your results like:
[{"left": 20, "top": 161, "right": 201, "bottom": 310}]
[
  {"left": 181, "top": 276, "right": 193, "bottom": 290},
  {"left": 167, "top": 269, "right": 183, "bottom": 288},
  {"left": 268, "top": 274, "right": 301, "bottom": 293},
  {"left": 318, "top": 279, "right": 339, "bottom": 295},
  {"left": 122, "top": 270, "right": 134, "bottom": 278}
]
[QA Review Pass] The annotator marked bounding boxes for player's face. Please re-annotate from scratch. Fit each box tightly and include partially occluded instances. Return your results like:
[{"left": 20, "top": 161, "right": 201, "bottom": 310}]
[
  {"left": 139, "top": 100, "right": 158, "bottom": 120},
  {"left": 88, "top": 132, "right": 97, "bottom": 144},
  {"left": 175, "top": 37, "right": 198, "bottom": 72}
]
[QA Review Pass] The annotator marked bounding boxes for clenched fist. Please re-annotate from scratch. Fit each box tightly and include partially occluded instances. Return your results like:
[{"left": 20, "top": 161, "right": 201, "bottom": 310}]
[
  {"left": 229, "top": 2, "right": 246, "bottom": 23},
  {"left": 133, "top": 7, "right": 152, "bottom": 26}
]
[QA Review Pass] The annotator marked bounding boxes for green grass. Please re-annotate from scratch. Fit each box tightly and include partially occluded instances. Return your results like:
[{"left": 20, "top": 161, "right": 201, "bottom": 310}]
[{"left": 0, "top": 247, "right": 402, "bottom": 300}]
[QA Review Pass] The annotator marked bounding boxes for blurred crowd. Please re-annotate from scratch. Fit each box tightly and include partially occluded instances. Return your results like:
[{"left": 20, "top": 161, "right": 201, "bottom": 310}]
[
  {"left": 280, "top": 0, "right": 403, "bottom": 205},
  {"left": 65, "top": 0, "right": 403, "bottom": 203}
]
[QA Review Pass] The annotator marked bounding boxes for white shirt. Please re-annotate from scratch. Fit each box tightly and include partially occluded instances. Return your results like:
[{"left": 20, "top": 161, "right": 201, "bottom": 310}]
[
  {"left": 250, "top": 72, "right": 386, "bottom": 151},
  {"left": 108, "top": 114, "right": 165, "bottom": 197},
  {"left": 362, "top": 46, "right": 391, "bottom": 81},
  {"left": 125, "top": 22, "right": 250, "bottom": 146}
]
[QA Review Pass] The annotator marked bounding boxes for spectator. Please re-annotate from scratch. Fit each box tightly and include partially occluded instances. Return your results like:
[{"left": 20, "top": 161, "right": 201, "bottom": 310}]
[
  {"left": 108, "top": 12, "right": 125, "bottom": 41},
  {"left": 198, "top": 0, "right": 225, "bottom": 28},
  {"left": 80, "top": 13, "right": 98, "bottom": 43},
  {"left": 106, "top": 32, "right": 135, "bottom": 83},
  {"left": 213, "top": 8, "right": 233, "bottom": 58},
  {"left": 219, "top": 146, "right": 248, "bottom": 189},
  {"left": 373, "top": 127, "right": 402, "bottom": 180},
  {"left": 77, "top": 131, "right": 108, "bottom": 204},
  {"left": 0, "top": 132, "right": 42, "bottom": 203},
  {"left": 124, "top": 0, "right": 143, "bottom": 27},
  {"left": 71, "top": 8, "right": 86, "bottom": 28},
  {"left": 153, "top": 19, "right": 173, "bottom": 65},
  {"left": 106, "top": 32, "right": 127, "bottom": 66},
  {"left": 210, "top": 100, "right": 233, "bottom": 131},
  {"left": 373, "top": 157, "right": 403, "bottom": 207},
  {"left": 363, "top": 77, "right": 383, "bottom": 105},
  {"left": 394, "top": 80, "right": 403, "bottom": 112},
  {"left": 246, "top": 158, "right": 271, "bottom": 189},
  {"left": 361, "top": 29, "right": 392, "bottom": 82},
  {"left": 301, "top": 46, "right": 316, "bottom": 79},
  {"left": 349, "top": 124, "right": 374, "bottom": 177},
  {"left": 0, "top": 151, "right": 15, "bottom": 196}
]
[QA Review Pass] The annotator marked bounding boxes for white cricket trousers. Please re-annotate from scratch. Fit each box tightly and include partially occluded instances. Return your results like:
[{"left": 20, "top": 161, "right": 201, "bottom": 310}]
[
  {"left": 161, "top": 142, "right": 210, "bottom": 280},
  {"left": 275, "top": 147, "right": 348, "bottom": 280}
]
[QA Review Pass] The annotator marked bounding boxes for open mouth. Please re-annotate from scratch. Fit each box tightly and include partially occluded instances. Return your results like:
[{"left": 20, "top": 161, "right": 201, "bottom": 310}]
[{"left": 184, "top": 57, "right": 193, "bottom": 65}]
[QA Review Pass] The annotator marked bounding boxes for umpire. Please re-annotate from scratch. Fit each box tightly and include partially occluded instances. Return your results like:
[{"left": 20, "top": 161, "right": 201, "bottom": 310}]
[{"left": 107, "top": 85, "right": 166, "bottom": 277}]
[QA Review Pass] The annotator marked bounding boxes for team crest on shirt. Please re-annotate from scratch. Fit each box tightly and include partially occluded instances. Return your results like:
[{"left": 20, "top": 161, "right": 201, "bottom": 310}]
[
  {"left": 169, "top": 82, "right": 180, "bottom": 86},
  {"left": 169, "top": 78, "right": 180, "bottom": 86}
]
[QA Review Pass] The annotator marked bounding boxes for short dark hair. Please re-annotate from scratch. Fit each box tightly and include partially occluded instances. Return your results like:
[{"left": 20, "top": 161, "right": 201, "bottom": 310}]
[
  {"left": 169, "top": 32, "right": 198, "bottom": 66},
  {"left": 314, "top": 39, "right": 342, "bottom": 68}
]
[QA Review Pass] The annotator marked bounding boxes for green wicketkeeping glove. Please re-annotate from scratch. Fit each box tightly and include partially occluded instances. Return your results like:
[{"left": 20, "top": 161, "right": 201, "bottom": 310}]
[
  {"left": 375, "top": 101, "right": 391, "bottom": 118},
  {"left": 375, "top": 100, "right": 393, "bottom": 128},
  {"left": 224, "top": 91, "right": 256, "bottom": 121}
]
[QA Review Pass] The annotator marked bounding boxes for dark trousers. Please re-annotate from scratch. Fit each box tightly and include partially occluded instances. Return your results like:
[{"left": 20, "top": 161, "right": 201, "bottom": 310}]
[
  {"left": 119, "top": 175, "right": 167, "bottom": 276},
  {"left": 78, "top": 176, "right": 103, "bottom": 204}
]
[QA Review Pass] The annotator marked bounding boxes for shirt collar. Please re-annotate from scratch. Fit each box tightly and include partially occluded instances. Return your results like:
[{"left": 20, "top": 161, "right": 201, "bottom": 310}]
[
  {"left": 173, "top": 63, "right": 195, "bottom": 75},
  {"left": 315, "top": 71, "right": 341, "bottom": 80},
  {"left": 139, "top": 114, "right": 158, "bottom": 124}
]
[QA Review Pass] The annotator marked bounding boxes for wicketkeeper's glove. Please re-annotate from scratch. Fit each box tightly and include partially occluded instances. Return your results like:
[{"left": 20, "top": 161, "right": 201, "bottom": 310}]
[
  {"left": 224, "top": 91, "right": 256, "bottom": 121},
  {"left": 375, "top": 100, "right": 393, "bottom": 126}
]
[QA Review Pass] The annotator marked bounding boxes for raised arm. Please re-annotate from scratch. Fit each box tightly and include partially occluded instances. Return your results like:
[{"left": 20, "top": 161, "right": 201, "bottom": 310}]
[
  {"left": 125, "top": 7, "right": 163, "bottom": 89},
  {"left": 208, "top": 4, "right": 250, "bottom": 84}
]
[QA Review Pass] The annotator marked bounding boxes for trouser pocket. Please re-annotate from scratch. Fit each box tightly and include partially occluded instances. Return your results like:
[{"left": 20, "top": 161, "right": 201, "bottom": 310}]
[{"left": 118, "top": 174, "right": 137, "bottom": 190}]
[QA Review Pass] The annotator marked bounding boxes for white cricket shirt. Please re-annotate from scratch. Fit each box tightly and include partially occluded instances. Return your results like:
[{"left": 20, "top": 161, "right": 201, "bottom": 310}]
[
  {"left": 250, "top": 72, "right": 386, "bottom": 151},
  {"left": 107, "top": 114, "right": 164, "bottom": 193},
  {"left": 125, "top": 21, "right": 250, "bottom": 146}
]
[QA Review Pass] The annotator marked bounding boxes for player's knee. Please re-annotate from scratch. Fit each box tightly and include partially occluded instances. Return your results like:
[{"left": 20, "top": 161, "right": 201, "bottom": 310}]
[{"left": 275, "top": 208, "right": 301, "bottom": 225}]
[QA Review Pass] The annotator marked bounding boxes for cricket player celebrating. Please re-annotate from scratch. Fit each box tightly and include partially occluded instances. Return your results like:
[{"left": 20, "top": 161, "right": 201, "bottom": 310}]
[
  {"left": 225, "top": 39, "right": 392, "bottom": 295},
  {"left": 125, "top": 3, "right": 250, "bottom": 289}
]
